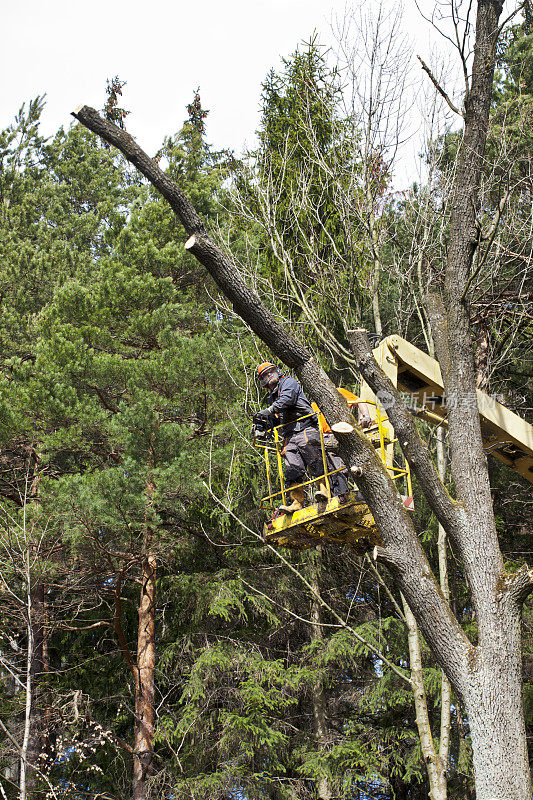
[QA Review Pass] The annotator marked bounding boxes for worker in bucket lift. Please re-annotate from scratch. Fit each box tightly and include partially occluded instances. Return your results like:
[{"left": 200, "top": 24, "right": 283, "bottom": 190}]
[{"left": 253, "top": 363, "right": 369, "bottom": 514}]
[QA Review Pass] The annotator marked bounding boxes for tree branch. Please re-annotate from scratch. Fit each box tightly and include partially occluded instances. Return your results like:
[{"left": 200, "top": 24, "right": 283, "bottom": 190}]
[
  {"left": 59, "top": 621, "right": 111, "bottom": 631},
  {"left": 417, "top": 56, "right": 462, "bottom": 116},
  {"left": 364, "top": 554, "right": 407, "bottom": 624},
  {"left": 89, "top": 385, "right": 120, "bottom": 415},
  {"left": 462, "top": 186, "right": 511, "bottom": 301}
]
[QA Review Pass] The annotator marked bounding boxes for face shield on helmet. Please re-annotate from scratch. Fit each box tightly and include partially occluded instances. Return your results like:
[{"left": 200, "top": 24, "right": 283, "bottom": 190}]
[{"left": 257, "top": 362, "right": 279, "bottom": 389}]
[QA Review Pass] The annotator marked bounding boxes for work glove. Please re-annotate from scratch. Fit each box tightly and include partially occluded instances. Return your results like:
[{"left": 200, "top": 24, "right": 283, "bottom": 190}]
[{"left": 359, "top": 415, "right": 372, "bottom": 429}]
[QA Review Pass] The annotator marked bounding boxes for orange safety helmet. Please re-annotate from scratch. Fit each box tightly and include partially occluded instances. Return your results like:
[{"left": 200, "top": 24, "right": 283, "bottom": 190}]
[
  {"left": 256, "top": 362, "right": 279, "bottom": 388},
  {"left": 257, "top": 362, "right": 277, "bottom": 379}
]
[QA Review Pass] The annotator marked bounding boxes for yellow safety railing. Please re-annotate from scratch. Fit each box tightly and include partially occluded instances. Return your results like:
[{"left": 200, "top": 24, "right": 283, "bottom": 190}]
[
  {"left": 253, "top": 403, "right": 412, "bottom": 510},
  {"left": 254, "top": 413, "right": 346, "bottom": 509},
  {"left": 370, "top": 400, "right": 413, "bottom": 498}
]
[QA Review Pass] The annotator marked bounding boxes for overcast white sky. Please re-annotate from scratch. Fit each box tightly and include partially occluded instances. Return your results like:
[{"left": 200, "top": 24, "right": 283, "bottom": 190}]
[{"left": 2, "top": 0, "right": 465, "bottom": 183}]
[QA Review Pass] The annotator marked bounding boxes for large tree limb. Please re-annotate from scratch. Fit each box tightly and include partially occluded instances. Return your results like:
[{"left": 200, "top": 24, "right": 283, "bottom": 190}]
[{"left": 72, "top": 105, "right": 472, "bottom": 695}]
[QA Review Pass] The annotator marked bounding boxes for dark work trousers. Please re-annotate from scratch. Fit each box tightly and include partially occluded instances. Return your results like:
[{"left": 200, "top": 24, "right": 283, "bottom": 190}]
[{"left": 283, "top": 427, "right": 349, "bottom": 496}]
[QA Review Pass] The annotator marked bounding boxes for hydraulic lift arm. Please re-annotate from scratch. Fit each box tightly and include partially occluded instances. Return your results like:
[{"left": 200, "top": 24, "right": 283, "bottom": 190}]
[{"left": 359, "top": 335, "right": 533, "bottom": 485}]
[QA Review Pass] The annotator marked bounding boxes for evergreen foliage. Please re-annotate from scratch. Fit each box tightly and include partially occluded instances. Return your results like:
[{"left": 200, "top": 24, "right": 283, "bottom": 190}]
[{"left": 0, "top": 24, "right": 530, "bottom": 800}]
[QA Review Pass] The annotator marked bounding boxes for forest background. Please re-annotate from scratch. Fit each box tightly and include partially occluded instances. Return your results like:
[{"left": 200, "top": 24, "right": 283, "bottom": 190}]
[{"left": 0, "top": 2, "right": 532, "bottom": 800}]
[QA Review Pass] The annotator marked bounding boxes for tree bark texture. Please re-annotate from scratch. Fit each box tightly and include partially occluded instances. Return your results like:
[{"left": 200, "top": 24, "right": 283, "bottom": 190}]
[
  {"left": 133, "top": 548, "right": 156, "bottom": 800},
  {"left": 72, "top": 15, "right": 533, "bottom": 791},
  {"left": 133, "top": 477, "right": 157, "bottom": 800}
]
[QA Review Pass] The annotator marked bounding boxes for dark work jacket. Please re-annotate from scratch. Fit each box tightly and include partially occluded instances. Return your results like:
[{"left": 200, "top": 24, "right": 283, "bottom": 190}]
[{"left": 266, "top": 375, "right": 318, "bottom": 436}]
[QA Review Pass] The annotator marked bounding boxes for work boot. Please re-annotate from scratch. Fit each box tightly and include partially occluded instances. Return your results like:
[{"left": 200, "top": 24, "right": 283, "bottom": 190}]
[
  {"left": 315, "top": 481, "right": 329, "bottom": 503},
  {"left": 279, "top": 486, "right": 305, "bottom": 514}
]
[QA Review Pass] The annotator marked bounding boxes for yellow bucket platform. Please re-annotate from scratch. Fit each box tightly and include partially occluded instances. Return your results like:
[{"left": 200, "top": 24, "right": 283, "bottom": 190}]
[{"left": 263, "top": 491, "right": 380, "bottom": 550}]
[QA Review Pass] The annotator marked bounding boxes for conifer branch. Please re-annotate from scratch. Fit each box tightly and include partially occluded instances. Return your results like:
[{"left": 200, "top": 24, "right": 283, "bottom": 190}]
[
  {"left": 204, "top": 483, "right": 412, "bottom": 686},
  {"left": 114, "top": 565, "right": 138, "bottom": 681}
]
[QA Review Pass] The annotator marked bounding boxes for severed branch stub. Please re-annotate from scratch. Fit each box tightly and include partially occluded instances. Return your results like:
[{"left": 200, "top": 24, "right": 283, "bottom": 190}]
[
  {"left": 497, "top": 565, "right": 533, "bottom": 605},
  {"left": 331, "top": 421, "right": 354, "bottom": 434}
]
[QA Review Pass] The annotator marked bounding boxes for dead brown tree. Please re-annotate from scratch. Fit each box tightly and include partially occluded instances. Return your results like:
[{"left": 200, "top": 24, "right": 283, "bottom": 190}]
[{"left": 71, "top": 2, "right": 532, "bottom": 796}]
